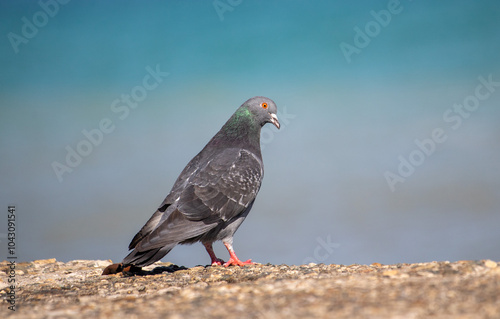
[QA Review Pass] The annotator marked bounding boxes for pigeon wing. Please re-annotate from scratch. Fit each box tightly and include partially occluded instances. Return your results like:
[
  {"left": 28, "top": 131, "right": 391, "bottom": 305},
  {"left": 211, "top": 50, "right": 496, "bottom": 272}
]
[
  {"left": 131, "top": 148, "right": 263, "bottom": 252},
  {"left": 178, "top": 148, "right": 263, "bottom": 222}
]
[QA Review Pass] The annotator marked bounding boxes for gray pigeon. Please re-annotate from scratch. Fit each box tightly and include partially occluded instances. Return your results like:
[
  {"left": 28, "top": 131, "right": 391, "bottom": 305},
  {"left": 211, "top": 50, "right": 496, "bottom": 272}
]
[{"left": 121, "top": 96, "right": 280, "bottom": 268}]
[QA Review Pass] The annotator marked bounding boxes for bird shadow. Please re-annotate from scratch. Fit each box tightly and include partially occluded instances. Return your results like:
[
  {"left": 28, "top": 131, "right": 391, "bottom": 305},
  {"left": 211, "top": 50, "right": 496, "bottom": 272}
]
[{"left": 122, "top": 264, "right": 190, "bottom": 277}]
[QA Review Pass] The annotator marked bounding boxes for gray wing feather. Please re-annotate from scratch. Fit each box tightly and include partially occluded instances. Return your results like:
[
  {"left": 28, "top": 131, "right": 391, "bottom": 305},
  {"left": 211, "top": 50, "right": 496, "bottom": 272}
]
[
  {"left": 129, "top": 148, "right": 263, "bottom": 252},
  {"left": 178, "top": 148, "right": 263, "bottom": 221}
]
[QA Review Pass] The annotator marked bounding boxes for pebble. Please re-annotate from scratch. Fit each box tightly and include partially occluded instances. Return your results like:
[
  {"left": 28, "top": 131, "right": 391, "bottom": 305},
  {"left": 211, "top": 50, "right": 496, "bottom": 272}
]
[
  {"left": 32, "top": 258, "right": 57, "bottom": 265},
  {"left": 382, "top": 269, "right": 399, "bottom": 277},
  {"left": 484, "top": 259, "right": 497, "bottom": 268}
]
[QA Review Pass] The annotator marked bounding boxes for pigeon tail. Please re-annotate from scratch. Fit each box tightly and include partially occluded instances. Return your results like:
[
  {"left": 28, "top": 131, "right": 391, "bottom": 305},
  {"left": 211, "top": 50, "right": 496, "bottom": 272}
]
[
  {"left": 128, "top": 209, "right": 166, "bottom": 250},
  {"left": 122, "top": 243, "right": 176, "bottom": 267}
]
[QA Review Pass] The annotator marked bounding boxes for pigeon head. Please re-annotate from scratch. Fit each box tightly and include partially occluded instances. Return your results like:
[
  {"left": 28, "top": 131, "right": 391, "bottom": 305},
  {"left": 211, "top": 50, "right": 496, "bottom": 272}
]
[
  {"left": 243, "top": 96, "right": 280, "bottom": 129},
  {"left": 214, "top": 96, "right": 280, "bottom": 148}
]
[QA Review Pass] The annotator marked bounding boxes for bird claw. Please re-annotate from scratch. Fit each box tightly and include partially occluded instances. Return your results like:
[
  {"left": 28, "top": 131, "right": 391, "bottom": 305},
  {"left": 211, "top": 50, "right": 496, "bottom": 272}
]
[
  {"left": 223, "top": 258, "right": 253, "bottom": 267},
  {"left": 210, "top": 258, "right": 225, "bottom": 266}
]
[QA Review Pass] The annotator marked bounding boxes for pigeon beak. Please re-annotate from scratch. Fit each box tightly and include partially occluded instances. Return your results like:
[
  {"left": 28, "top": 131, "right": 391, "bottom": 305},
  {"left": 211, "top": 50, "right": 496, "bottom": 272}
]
[{"left": 269, "top": 113, "right": 280, "bottom": 129}]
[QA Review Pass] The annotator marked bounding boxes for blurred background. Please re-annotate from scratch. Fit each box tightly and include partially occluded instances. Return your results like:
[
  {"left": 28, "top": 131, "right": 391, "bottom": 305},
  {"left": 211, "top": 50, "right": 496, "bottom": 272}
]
[{"left": 1, "top": 0, "right": 499, "bottom": 267}]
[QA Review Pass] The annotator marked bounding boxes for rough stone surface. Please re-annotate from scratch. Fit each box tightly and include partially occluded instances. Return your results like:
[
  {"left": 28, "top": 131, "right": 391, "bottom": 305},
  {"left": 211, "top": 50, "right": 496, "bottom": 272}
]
[{"left": 1, "top": 259, "right": 499, "bottom": 318}]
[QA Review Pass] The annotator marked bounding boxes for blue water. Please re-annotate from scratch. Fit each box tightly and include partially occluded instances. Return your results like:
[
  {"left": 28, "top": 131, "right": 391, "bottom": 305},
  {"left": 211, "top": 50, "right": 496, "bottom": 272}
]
[{"left": 1, "top": 0, "right": 499, "bottom": 267}]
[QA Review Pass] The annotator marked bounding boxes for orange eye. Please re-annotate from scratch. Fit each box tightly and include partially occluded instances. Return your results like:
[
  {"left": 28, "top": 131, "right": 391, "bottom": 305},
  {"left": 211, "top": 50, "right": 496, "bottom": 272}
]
[{"left": 261, "top": 102, "right": 268, "bottom": 109}]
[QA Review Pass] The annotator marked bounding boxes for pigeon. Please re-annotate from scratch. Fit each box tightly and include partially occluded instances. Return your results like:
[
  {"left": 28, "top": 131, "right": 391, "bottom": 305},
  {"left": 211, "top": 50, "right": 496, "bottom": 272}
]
[{"left": 115, "top": 96, "right": 280, "bottom": 271}]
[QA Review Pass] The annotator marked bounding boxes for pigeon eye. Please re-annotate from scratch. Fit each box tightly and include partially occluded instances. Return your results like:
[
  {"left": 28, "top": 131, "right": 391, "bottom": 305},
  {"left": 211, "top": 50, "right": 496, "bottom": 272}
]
[{"left": 261, "top": 102, "right": 268, "bottom": 109}]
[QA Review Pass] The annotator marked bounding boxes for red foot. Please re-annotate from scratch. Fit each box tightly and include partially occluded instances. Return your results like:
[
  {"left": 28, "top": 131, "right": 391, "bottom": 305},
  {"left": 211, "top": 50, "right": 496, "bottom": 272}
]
[
  {"left": 222, "top": 241, "right": 254, "bottom": 267},
  {"left": 224, "top": 257, "right": 253, "bottom": 267}
]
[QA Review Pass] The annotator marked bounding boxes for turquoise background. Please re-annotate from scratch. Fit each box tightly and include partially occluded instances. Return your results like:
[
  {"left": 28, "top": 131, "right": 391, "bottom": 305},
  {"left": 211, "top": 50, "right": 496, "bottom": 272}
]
[{"left": 1, "top": 0, "right": 499, "bottom": 266}]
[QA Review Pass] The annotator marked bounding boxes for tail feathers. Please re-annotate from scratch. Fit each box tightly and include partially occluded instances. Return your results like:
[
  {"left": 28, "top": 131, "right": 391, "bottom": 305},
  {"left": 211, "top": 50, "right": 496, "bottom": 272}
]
[
  {"left": 128, "top": 209, "right": 167, "bottom": 250},
  {"left": 128, "top": 229, "right": 147, "bottom": 251},
  {"left": 122, "top": 243, "right": 176, "bottom": 267}
]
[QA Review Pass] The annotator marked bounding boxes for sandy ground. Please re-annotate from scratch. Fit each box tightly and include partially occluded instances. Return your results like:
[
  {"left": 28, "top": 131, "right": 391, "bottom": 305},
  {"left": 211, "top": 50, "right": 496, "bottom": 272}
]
[{"left": 1, "top": 259, "right": 499, "bottom": 318}]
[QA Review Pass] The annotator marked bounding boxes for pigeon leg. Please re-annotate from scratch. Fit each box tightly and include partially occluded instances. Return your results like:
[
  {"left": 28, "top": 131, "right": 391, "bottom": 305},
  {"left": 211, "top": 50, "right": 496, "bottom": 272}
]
[
  {"left": 203, "top": 242, "right": 225, "bottom": 266},
  {"left": 223, "top": 242, "right": 253, "bottom": 267}
]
